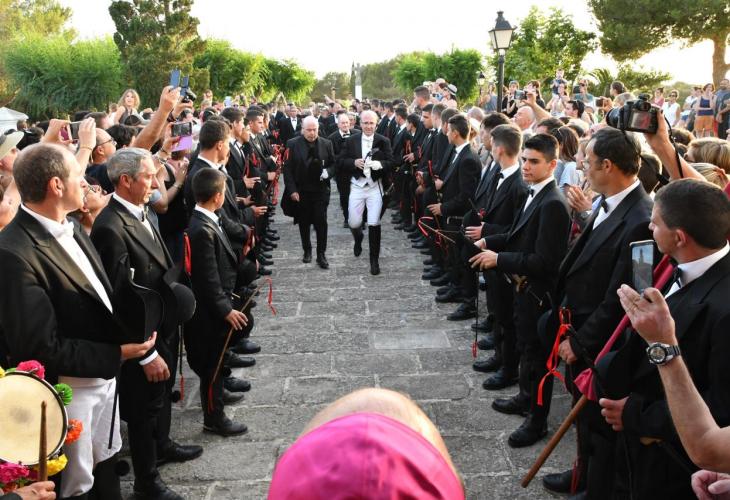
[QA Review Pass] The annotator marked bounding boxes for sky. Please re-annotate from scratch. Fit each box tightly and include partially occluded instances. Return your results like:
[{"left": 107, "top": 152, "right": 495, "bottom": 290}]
[{"left": 58, "top": 0, "right": 719, "bottom": 85}]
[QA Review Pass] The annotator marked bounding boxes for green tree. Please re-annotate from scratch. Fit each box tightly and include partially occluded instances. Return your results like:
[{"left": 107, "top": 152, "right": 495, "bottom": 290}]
[
  {"left": 309, "top": 72, "right": 351, "bottom": 103},
  {"left": 194, "top": 40, "right": 264, "bottom": 100},
  {"left": 361, "top": 57, "right": 402, "bottom": 100},
  {"left": 488, "top": 7, "right": 596, "bottom": 87},
  {"left": 3, "top": 36, "right": 124, "bottom": 119},
  {"left": 109, "top": 0, "right": 208, "bottom": 107},
  {"left": 257, "top": 58, "right": 315, "bottom": 104},
  {"left": 589, "top": 65, "right": 671, "bottom": 96},
  {"left": 392, "top": 52, "right": 428, "bottom": 95},
  {"left": 589, "top": 0, "right": 729, "bottom": 85},
  {"left": 0, "top": 0, "right": 75, "bottom": 105}
]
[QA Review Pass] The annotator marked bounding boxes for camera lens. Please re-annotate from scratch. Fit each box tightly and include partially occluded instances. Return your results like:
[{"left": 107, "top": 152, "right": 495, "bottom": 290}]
[{"left": 605, "top": 108, "right": 621, "bottom": 129}]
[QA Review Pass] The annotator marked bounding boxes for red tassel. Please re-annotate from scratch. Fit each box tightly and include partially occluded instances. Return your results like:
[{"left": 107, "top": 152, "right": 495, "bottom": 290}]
[
  {"left": 471, "top": 340, "right": 477, "bottom": 358},
  {"left": 537, "top": 308, "right": 572, "bottom": 405},
  {"left": 207, "top": 382, "right": 214, "bottom": 413},
  {"left": 183, "top": 233, "right": 192, "bottom": 275},
  {"left": 266, "top": 277, "right": 277, "bottom": 315},
  {"left": 179, "top": 374, "right": 185, "bottom": 402}
]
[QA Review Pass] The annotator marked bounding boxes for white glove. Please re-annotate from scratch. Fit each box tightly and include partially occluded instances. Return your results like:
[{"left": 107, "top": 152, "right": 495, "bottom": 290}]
[
  {"left": 363, "top": 164, "right": 371, "bottom": 178},
  {"left": 320, "top": 169, "right": 329, "bottom": 180},
  {"left": 367, "top": 160, "right": 383, "bottom": 171}
]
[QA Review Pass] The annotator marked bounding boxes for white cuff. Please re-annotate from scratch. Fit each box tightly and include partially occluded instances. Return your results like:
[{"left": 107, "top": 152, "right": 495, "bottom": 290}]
[
  {"left": 367, "top": 160, "right": 383, "bottom": 171},
  {"left": 138, "top": 350, "right": 159, "bottom": 366},
  {"left": 320, "top": 170, "right": 329, "bottom": 180}
]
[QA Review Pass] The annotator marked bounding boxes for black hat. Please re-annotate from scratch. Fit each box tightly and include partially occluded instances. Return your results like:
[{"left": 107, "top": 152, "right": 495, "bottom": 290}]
[
  {"left": 160, "top": 264, "right": 196, "bottom": 334},
  {"left": 113, "top": 269, "right": 165, "bottom": 343}
]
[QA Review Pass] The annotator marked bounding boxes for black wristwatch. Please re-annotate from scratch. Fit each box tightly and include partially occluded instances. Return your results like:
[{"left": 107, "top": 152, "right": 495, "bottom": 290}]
[{"left": 646, "top": 342, "right": 681, "bottom": 366}]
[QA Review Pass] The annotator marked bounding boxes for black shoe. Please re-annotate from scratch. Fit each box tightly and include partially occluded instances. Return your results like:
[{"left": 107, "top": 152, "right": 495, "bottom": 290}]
[
  {"left": 342, "top": 220, "right": 349, "bottom": 228},
  {"left": 224, "top": 353, "right": 256, "bottom": 368},
  {"left": 230, "top": 338, "right": 260, "bottom": 355},
  {"left": 447, "top": 303, "right": 477, "bottom": 321},
  {"left": 436, "top": 285, "right": 453, "bottom": 296},
  {"left": 542, "top": 470, "right": 574, "bottom": 494},
  {"left": 223, "top": 376, "right": 251, "bottom": 393},
  {"left": 258, "top": 257, "right": 274, "bottom": 266},
  {"left": 419, "top": 248, "right": 431, "bottom": 255},
  {"left": 477, "top": 334, "right": 495, "bottom": 350},
  {"left": 471, "top": 318, "right": 493, "bottom": 334},
  {"left": 316, "top": 254, "right": 329, "bottom": 269},
  {"left": 223, "top": 389, "right": 244, "bottom": 405},
  {"left": 412, "top": 239, "right": 429, "bottom": 249},
  {"left": 422, "top": 268, "right": 443, "bottom": 280},
  {"left": 370, "top": 258, "right": 380, "bottom": 275},
  {"left": 492, "top": 393, "right": 530, "bottom": 416},
  {"left": 405, "top": 224, "right": 418, "bottom": 233},
  {"left": 267, "top": 232, "right": 280, "bottom": 241},
  {"left": 260, "top": 251, "right": 273, "bottom": 259},
  {"left": 257, "top": 267, "right": 272, "bottom": 276},
  {"left": 407, "top": 231, "right": 421, "bottom": 240},
  {"left": 156, "top": 441, "right": 203, "bottom": 467},
  {"left": 302, "top": 250, "right": 312, "bottom": 263},
  {"left": 435, "top": 288, "right": 463, "bottom": 303},
  {"left": 393, "top": 223, "right": 406, "bottom": 230},
  {"left": 261, "top": 244, "right": 274, "bottom": 252},
  {"left": 472, "top": 356, "right": 501, "bottom": 373},
  {"left": 262, "top": 239, "right": 278, "bottom": 248},
  {"left": 508, "top": 417, "right": 547, "bottom": 448},
  {"left": 352, "top": 230, "right": 363, "bottom": 257},
  {"left": 482, "top": 368, "right": 518, "bottom": 390},
  {"left": 133, "top": 477, "right": 184, "bottom": 500},
  {"left": 204, "top": 415, "right": 248, "bottom": 437},
  {"left": 423, "top": 258, "right": 435, "bottom": 266},
  {"left": 430, "top": 273, "right": 451, "bottom": 287}
]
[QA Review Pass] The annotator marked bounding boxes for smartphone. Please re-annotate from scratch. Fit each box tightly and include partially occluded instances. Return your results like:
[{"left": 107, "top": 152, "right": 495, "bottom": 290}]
[
  {"left": 515, "top": 90, "right": 526, "bottom": 100},
  {"left": 169, "top": 69, "right": 181, "bottom": 88},
  {"left": 630, "top": 239, "right": 655, "bottom": 293},
  {"left": 69, "top": 121, "right": 81, "bottom": 141},
  {"left": 180, "top": 75, "right": 189, "bottom": 90},
  {"left": 224, "top": 96, "right": 232, "bottom": 107},
  {"left": 171, "top": 121, "right": 193, "bottom": 137}
]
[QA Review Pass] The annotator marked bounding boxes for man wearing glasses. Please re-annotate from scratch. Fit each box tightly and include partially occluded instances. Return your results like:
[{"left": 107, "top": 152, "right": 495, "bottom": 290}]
[{"left": 85, "top": 128, "right": 118, "bottom": 193}]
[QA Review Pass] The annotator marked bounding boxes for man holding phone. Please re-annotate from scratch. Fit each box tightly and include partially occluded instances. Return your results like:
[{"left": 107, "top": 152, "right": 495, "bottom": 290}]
[{"left": 598, "top": 179, "right": 730, "bottom": 499}]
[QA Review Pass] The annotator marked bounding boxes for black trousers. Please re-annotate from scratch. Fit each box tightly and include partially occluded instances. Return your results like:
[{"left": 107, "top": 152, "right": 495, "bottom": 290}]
[
  {"left": 297, "top": 189, "right": 330, "bottom": 254},
  {"left": 336, "top": 178, "right": 350, "bottom": 223},
  {"left": 155, "top": 328, "right": 180, "bottom": 453}
]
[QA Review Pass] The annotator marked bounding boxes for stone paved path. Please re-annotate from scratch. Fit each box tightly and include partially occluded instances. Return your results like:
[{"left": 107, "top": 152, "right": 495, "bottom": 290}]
[{"left": 122, "top": 188, "right": 575, "bottom": 499}]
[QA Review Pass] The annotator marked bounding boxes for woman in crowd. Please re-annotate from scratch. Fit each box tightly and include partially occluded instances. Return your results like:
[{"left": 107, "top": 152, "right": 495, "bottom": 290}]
[
  {"left": 68, "top": 176, "right": 110, "bottom": 234},
  {"left": 693, "top": 83, "right": 717, "bottom": 137},
  {"left": 661, "top": 90, "right": 681, "bottom": 127},
  {"left": 687, "top": 136, "right": 730, "bottom": 173},
  {"left": 553, "top": 125, "right": 580, "bottom": 192},
  {"left": 113, "top": 88, "right": 141, "bottom": 125},
  {"left": 546, "top": 82, "right": 569, "bottom": 117}
]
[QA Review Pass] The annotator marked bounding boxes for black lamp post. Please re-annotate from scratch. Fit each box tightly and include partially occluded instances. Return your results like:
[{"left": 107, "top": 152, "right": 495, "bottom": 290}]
[
  {"left": 477, "top": 71, "right": 486, "bottom": 104},
  {"left": 489, "top": 11, "right": 515, "bottom": 112}
]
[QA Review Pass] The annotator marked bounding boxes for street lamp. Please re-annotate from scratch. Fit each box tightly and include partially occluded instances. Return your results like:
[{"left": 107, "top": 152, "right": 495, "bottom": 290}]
[
  {"left": 477, "top": 71, "right": 486, "bottom": 105},
  {"left": 489, "top": 11, "right": 515, "bottom": 112}
]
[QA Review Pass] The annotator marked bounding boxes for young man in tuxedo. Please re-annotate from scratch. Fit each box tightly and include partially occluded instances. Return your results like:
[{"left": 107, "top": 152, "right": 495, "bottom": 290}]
[
  {"left": 0, "top": 144, "right": 155, "bottom": 500},
  {"left": 283, "top": 116, "right": 336, "bottom": 268},
  {"left": 471, "top": 133, "right": 571, "bottom": 447},
  {"left": 277, "top": 103, "right": 301, "bottom": 144},
  {"left": 340, "top": 110, "right": 394, "bottom": 275},
  {"left": 596, "top": 180, "right": 730, "bottom": 499},
  {"left": 465, "top": 124, "right": 528, "bottom": 389},
  {"left": 544, "top": 127, "right": 654, "bottom": 496},
  {"left": 91, "top": 148, "right": 200, "bottom": 500},
  {"left": 426, "top": 114, "right": 480, "bottom": 317},
  {"left": 185, "top": 168, "right": 253, "bottom": 437}
]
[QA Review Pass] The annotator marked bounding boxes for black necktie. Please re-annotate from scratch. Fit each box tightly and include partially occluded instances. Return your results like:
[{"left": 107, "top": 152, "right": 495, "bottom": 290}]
[
  {"left": 141, "top": 205, "right": 148, "bottom": 222},
  {"left": 671, "top": 265, "right": 683, "bottom": 289},
  {"left": 599, "top": 195, "right": 609, "bottom": 213}
]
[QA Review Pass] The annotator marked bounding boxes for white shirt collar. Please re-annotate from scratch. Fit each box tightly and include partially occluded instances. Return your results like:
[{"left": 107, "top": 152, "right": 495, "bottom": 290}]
[
  {"left": 453, "top": 142, "right": 469, "bottom": 155},
  {"left": 528, "top": 176, "right": 555, "bottom": 197},
  {"left": 112, "top": 193, "right": 144, "bottom": 220},
  {"left": 340, "top": 130, "right": 350, "bottom": 138},
  {"left": 500, "top": 163, "right": 520, "bottom": 179},
  {"left": 198, "top": 155, "right": 223, "bottom": 170},
  {"left": 398, "top": 123, "right": 407, "bottom": 133},
  {"left": 194, "top": 205, "right": 219, "bottom": 225},
  {"left": 604, "top": 180, "right": 641, "bottom": 214},
  {"left": 677, "top": 243, "right": 730, "bottom": 288},
  {"left": 362, "top": 134, "right": 374, "bottom": 142},
  {"left": 21, "top": 205, "right": 74, "bottom": 239}
]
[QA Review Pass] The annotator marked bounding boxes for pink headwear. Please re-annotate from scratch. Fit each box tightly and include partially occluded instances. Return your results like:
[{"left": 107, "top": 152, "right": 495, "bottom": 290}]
[{"left": 268, "top": 412, "right": 464, "bottom": 500}]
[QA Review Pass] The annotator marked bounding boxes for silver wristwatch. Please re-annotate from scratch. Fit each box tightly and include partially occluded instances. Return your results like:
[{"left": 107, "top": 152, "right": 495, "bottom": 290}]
[{"left": 646, "top": 342, "right": 681, "bottom": 366}]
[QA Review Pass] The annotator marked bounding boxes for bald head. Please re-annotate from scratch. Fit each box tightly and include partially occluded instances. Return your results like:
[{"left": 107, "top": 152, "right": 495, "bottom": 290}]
[
  {"left": 513, "top": 106, "right": 535, "bottom": 131},
  {"left": 301, "top": 116, "right": 319, "bottom": 142},
  {"left": 360, "top": 110, "right": 378, "bottom": 137}
]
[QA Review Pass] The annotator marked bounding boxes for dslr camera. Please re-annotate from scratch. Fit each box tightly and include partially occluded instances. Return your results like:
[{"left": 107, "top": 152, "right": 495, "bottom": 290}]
[
  {"left": 605, "top": 93, "right": 658, "bottom": 134},
  {"left": 514, "top": 90, "right": 526, "bottom": 100},
  {"left": 180, "top": 75, "right": 197, "bottom": 104}
]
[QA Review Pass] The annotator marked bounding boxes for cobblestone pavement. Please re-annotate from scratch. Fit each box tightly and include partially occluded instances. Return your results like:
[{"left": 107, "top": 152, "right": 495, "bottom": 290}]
[{"left": 122, "top": 187, "right": 575, "bottom": 499}]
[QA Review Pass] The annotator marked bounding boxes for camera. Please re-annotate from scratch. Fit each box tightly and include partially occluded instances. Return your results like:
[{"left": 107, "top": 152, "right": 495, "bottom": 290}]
[
  {"left": 171, "top": 121, "right": 193, "bottom": 137},
  {"left": 514, "top": 90, "right": 525, "bottom": 100},
  {"left": 605, "top": 94, "right": 658, "bottom": 134},
  {"left": 180, "top": 75, "right": 197, "bottom": 103}
]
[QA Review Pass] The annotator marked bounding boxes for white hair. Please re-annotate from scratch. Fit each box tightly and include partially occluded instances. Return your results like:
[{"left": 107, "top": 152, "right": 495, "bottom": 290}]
[
  {"left": 302, "top": 115, "right": 319, "bottom": 128},
  {"left": 361, "top": 110, "right": 378, "bottom": 123}
]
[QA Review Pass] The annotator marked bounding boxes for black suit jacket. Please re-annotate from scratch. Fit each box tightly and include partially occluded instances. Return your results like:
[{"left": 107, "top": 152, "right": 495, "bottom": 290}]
[
  {"left": 480, "top": 167, "right": 529, "bottom": 237},
  {"left": 328, "top": 130, "right": 360, "bottom": 182},
  {"left": 558, "top": 183, "right": 653, "bottom": 357},
  {"left": 226, "top": 141, "right": 249, "bottom": 197},
  {"left": 283, "top": 136, "right": 335, "bottom": 194},
  {"left": 0, "top": 210, "right": 122, "bottom": 383},
  {"left": 277, "top": 116, "right": 301, "bottom": 145},
  {"left": 439, "top": 146, "right": 480, "bottom": 218},
  {"left": 606, "top": 252, "right": 730, "bottom": 499},
  {"left": 340, "top": 133, "right": 395, "bottom": 183},
  {"left": 484, "top": 181, "right": 571, "bottom": 300}
]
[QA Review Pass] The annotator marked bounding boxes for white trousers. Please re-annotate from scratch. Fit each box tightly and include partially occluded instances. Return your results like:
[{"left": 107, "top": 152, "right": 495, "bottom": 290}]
[
  {"left": 348, "top": 182, "right": 382, "bottom": 228},
  {"left": 59, "top": 377, "right": 121, "bottom": 498}
]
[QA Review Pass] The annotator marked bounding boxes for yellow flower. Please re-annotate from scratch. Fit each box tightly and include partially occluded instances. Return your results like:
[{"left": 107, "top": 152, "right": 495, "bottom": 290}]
[{"left": 46, "top": 455, "right": 67, "bottom": 476}]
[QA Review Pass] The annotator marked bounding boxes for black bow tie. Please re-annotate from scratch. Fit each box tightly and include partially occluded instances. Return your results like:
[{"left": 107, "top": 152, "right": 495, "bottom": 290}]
[
  {"left": 498, "top": 172, "right": 504, "bottom": 179},
  {"left": 671, "top": 265, "right": 683, "bottom": 289},
  {"left": 141, "top": 205, "right": 149, "bottom": 222},
  {"left": 599, "top": 196, "right": 609, "bottom": 213},
  {"left": 528, "top": 188, "right": 534, "bottom": 197}
]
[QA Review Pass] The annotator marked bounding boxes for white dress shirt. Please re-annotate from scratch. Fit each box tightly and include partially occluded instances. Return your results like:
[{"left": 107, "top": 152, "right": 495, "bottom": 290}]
[
  {"left": 497, "top": 163, "right": 520, "bottom": 190},
  {"left": 198, "top": 154, "right": 227, "bottom": 176},
  {"left": 22, "top": 205, "right": 113, "bottom": 312},
  {"left": 592, "top": 180, "right": 641, "bottom": 229},
  {"left": 523, "top": 176, "right": 555, "bottom": 212},
  {"left": 194, "top": 205, "right": 219, "bottom": 225},
  {"left": 666, "top": 243, "right": 729, "bottom": 297},
  {"left": 112, "top": 193, "right": 154, "bottom": 239}
]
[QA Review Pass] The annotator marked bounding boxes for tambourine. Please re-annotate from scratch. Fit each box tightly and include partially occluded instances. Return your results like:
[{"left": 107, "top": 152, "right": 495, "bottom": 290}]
[{"left": 0, "top": 371, "right": 68, "bottom": 465}]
